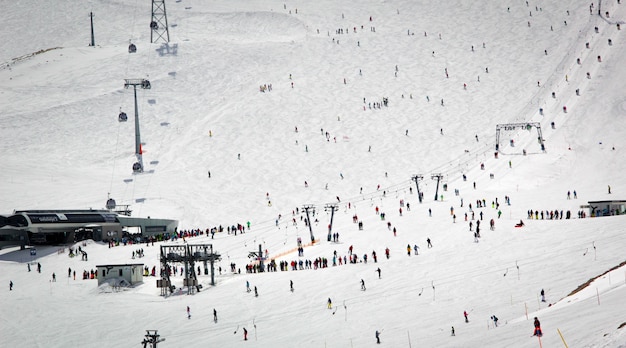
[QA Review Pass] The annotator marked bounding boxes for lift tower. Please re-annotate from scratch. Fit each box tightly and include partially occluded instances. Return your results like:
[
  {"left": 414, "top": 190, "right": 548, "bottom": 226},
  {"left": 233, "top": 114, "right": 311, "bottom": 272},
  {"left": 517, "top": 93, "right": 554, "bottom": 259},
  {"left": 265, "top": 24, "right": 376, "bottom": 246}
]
[
  {"left": 124, "top": 79, "right": 151, "bottom": 173},
  {"left": 151, "top": 0, "right": 170, "bottom": 43}
]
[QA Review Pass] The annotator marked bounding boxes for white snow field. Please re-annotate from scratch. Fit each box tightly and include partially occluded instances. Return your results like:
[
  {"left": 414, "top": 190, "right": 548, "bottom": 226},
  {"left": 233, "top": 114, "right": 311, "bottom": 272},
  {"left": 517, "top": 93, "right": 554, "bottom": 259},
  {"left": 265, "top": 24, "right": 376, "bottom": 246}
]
[{"left": 1, "top": 0, "right": 625, "bottom": 347}]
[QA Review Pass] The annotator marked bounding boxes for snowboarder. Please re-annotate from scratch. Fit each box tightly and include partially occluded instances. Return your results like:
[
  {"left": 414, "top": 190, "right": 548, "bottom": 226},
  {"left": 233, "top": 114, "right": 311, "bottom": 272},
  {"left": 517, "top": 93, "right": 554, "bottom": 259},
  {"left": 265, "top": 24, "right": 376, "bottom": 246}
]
[{"left": 375, "top": 330, "right": 381, "bottom": 343}]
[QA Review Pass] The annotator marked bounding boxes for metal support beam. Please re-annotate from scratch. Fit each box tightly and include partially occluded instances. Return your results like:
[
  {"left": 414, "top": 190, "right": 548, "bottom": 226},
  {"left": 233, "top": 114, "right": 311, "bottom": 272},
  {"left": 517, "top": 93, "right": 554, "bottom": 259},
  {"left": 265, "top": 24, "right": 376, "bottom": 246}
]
[
  {"left": 325, "top": 203, "right": 338, "bottom": 241},
  {"left": 412, "top": 175, "right": 424, "bottom": 203},
  {"left": 431, "top": 174, "right": 443, "bottom": 201},
  {"left": 302, "top": 204, "right": 316, "bottom": 243}
]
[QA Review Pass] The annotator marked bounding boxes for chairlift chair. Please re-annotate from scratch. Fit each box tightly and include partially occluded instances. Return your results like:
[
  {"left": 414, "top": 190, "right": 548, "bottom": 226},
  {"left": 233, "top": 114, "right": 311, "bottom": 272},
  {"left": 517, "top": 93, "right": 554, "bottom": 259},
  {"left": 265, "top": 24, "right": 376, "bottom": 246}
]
[{"left": 128, "top": 43, "right": 137, "bottom": 53}]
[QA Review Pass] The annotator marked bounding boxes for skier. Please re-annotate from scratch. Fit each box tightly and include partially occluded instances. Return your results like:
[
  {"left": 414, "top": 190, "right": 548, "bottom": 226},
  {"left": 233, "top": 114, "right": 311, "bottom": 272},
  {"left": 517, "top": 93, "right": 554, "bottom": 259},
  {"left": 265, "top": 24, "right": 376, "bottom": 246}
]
[
  {"left": 361, "top": 279, "right": 366, "bottom": 291},
  {"left": 290, "top": 280, "right": 294, "bottom": 292},
  {"left": 491, "top": 315, "right": 499, "bottom": 327},
  {"left": 327, "top": 298, "right": 332, "bottom": 309},
  {"left": 246, "top": 280, "right": 251, "bottom": 293},
  {"left": 9, "top": 281, "right": 13, "bottom": 291},
  {"left": 187, "top": 306, "right": 191, "bottom": 319},
  {"left": 540, "top": 289, "right": 546, "bottom": 302},
  {"left": 375, "top": 268, "right": 381, "bottom": 279},
  {"left": 254, "top": 286, "right": 258, "bottom": 297},
  {"left": 37, "top": 262, "right": 41, "bottom": 273},
  {"left": 243, "top": 327, "right": 248, "bottom": 340},
  {"left": 451, "top": 326, "right": 455, "bottom": 336},
  {"left": 427, "top": 238, "right": 432, "bottom": 248},
  {"left": 375, "top": 330, "right": 381, "bottom": 344},
  {"left": 464, "top": 310, "right": 469, "bottom": 323},
  {"left": 385, "top": 247, "right": 390, "bottom": 259},
  {"left": 407, "top": 244, "right": 411, "bottom": 256},
  {"left": 414, "top": 244, "right": 419, "bottom": 255}
]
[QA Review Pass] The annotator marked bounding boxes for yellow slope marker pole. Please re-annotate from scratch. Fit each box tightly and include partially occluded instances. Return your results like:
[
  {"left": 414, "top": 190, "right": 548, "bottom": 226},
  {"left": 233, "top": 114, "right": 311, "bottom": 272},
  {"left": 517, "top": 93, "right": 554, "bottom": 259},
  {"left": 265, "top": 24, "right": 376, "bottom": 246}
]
[{"left": 557, "top": 328, "right": 569, "bottom": 348}]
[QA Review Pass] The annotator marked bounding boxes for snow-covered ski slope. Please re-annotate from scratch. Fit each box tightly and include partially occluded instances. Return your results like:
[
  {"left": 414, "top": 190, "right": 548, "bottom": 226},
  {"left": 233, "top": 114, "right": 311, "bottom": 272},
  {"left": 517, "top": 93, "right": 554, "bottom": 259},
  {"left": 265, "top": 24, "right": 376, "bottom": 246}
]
[{"left": 1, "top": 0, "right": 625, "bottom": 347}]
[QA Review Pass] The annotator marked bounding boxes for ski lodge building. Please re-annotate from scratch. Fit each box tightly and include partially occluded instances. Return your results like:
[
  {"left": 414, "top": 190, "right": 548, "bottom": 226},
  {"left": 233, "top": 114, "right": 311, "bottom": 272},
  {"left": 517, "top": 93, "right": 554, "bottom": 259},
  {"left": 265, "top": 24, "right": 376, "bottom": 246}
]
[{"left": 0, "top": 209, "right": 178, "bottom": 249}]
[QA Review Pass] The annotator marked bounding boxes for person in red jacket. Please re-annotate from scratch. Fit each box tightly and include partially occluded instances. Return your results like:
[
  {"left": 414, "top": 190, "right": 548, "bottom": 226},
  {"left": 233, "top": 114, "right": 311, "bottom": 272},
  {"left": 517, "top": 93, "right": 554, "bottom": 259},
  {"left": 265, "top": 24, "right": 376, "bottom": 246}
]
[{"left": 533, "top": 317, "right": 543, "bottom": 337}]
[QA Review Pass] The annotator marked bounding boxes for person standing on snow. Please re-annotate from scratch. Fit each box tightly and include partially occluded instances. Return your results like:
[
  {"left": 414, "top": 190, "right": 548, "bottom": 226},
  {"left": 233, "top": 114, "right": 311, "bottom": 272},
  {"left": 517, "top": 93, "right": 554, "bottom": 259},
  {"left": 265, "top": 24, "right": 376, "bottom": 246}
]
[{"left": 533, "top": 317, "right": 542, "bottom": 337}]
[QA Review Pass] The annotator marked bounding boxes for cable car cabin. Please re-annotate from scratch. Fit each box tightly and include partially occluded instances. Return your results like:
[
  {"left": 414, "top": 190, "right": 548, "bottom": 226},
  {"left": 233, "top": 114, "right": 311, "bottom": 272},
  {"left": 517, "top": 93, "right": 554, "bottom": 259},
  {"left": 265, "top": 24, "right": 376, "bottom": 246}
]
[
  {"left": 118, "top": 112, "right": 128, "bottom": 122},
  {"left": 128, "top": 43, "right": 137, "bottom": 53},
  {"left": 132, "top": 162, "right": 143, "bottom": 173}
]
